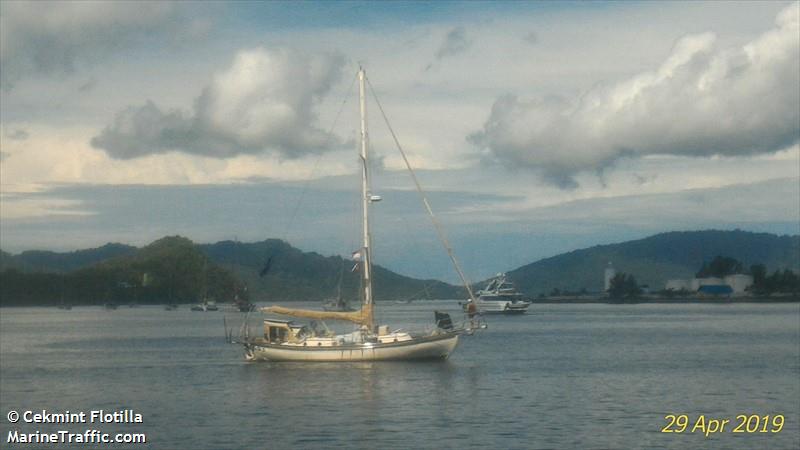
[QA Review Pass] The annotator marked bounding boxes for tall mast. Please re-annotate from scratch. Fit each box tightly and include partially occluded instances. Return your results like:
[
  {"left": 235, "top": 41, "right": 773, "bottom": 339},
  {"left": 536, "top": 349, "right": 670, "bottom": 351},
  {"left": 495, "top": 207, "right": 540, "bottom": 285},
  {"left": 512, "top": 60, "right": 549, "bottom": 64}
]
[{"left": 358, "top": 67, "right": 374, "bottom": 329}]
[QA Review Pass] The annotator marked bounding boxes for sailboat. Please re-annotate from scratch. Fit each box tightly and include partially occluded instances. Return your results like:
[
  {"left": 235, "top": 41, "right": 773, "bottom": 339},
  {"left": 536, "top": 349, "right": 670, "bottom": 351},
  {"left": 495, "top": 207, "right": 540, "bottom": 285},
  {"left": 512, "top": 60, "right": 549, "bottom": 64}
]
[
  {"left": 57, "top": 297, "right": 72, "bottom": 310},
  {"left": 322, "top": 259, "right": 355, "bottom": 312},
  {"left": 57, "top": 279, "right": 71, "bottom": 310},
  {"left": 191, "top": 259, "right": 219, "bottom": 311},
  {"left": 238, "top": 67, "right": 480, "bottom": 362}
]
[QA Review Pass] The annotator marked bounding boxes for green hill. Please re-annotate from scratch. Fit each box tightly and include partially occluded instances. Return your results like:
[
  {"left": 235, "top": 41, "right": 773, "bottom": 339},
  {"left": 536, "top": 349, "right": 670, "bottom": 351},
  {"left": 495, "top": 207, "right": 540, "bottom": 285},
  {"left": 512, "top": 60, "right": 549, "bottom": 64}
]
[
  {"left": 505, "top": 230, "right": 800, "bottom": 296},
  {"left": 0, "top": 237, "right": 241, "bottom": 306},
  {"left": 0, "top": 236, "right": 463, "bottom": 306}
]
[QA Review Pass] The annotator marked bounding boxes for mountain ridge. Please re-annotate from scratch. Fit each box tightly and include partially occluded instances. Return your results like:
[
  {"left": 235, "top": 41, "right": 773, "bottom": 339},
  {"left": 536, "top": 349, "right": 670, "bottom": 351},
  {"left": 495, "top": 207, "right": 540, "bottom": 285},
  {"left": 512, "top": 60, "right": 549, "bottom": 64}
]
[
  {"left": 0, "top": 236, "right": 464, "bottom": 305},
  {"left": 505, "top": 229, "right": 799, "bottom": 295},
  {"left": 2, "top": 229, "right": 797, "bottom": 303}
]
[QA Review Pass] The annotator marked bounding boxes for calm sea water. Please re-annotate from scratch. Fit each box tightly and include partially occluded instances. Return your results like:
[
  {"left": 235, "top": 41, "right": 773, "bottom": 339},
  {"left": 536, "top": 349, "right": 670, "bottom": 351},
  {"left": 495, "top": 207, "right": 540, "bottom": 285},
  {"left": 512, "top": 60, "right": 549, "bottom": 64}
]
[{"left": 1, "top": 302, "right": 798, "bottom": 449}]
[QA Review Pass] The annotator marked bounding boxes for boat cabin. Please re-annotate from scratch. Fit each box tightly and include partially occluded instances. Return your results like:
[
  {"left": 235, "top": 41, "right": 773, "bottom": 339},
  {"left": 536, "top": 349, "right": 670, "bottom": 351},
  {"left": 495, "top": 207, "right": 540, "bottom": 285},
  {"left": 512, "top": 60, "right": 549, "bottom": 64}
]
[{"left": 263, "top": 319, "right": 307, "bottom": 344}]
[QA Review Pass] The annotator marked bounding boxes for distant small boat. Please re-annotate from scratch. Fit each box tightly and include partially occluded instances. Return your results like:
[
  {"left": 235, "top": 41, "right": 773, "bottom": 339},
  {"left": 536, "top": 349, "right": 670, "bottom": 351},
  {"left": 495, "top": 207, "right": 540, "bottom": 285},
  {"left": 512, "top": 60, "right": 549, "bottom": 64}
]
[
  {"left": 233, "top": 292, "right": 255, "bottom": 312},
  {"left": 191, "top": 300, "right": 218, "bottom": 312},
  {"left": 103, "top": 302, "right": 118, "bottom": 310},
  {"left": 192, "top": 260, "right": 218, "bottom": 311},
  {"left": 321, "top": 259, "right": 355, "bottom": 312},
  {"left": 164, "top": 304, "right": 178, "bottom": 311},
  {"left": 57, "top": 281, "right": 71, "bottom": 309},
  {"left": 322, "top": 297, "right": 355, "bottom": 312},
  {"left": 57, "top": 297, "right": 72, "bottom": 310},
  {"left": 235, "top": 302, "right": 256, "bottom": 312}
]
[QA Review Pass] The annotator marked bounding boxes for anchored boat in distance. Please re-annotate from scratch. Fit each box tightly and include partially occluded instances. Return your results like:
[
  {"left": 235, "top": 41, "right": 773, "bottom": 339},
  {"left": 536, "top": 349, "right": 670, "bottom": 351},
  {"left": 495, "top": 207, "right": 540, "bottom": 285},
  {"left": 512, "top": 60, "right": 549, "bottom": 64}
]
[
  {"left": 191, "top": 300, "right": 218, "bottom": 312},
  {"left": 464, "top": 273, "right": 530, "bottom": 315}
]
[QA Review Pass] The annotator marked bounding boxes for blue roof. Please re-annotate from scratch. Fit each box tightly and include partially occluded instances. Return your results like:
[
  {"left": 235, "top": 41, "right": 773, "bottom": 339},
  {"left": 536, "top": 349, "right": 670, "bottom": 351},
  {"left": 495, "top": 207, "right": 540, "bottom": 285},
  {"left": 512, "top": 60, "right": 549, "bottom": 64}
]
[{"left": 698, "top": 285, "right": 733, "bottom": 295}]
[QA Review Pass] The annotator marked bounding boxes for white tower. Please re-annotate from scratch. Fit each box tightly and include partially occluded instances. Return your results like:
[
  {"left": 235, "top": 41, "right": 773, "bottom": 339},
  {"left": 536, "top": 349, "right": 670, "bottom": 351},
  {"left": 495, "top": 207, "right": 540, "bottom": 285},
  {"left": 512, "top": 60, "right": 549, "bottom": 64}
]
[{"left": 604, "top": 262, "right": 616, "bottom": 292}]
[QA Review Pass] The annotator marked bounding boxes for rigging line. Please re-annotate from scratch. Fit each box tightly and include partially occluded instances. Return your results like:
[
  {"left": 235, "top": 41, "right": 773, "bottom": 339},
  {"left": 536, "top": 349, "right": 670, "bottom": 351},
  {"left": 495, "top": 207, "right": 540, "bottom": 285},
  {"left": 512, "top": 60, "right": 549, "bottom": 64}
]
[
  {"left": 252, "top": 73, "right": 356, "bottom": 335},
  {"left": 366, "top": 76, "right": 477, "bottom": 303},
  {"left": 279, "top": 72, "right": 358, "bottom": 244}
]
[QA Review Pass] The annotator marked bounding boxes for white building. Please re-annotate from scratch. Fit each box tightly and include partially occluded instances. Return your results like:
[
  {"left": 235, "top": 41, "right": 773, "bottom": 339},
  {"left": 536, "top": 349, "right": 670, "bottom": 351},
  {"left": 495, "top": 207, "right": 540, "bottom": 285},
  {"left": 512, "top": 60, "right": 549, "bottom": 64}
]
[
  {"left": 604, "top": 262, "right": 616, "bottom": 291},
  {"left": 724, "top": 274, "right": 754, "bottom": 294},
  {"left": 664, "top": 275, "right": 754, "bottom": 295},
  {"left": 665, "top": 279, "right": 692, "bottom": 291}
]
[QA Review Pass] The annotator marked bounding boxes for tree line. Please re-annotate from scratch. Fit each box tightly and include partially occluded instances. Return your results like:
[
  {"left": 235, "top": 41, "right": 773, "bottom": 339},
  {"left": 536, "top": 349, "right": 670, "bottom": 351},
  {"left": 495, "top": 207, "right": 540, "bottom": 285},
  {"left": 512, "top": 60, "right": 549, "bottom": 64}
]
[
  {"left": 610, "top": 255, "right": 799, "bottom": 299},
  {"left": 0, "top": 237, "right": 246, "bottom": 306}
]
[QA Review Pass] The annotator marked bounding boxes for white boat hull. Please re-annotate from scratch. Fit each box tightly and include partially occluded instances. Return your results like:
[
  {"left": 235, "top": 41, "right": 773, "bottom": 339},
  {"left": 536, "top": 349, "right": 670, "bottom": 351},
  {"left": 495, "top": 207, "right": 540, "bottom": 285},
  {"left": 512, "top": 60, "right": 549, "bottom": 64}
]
[
  {"left": 470, "top": 274, "right": 530, "bottom": 315},
  {"left": 245, "top": 333, "right": 460, "bottom": 362},
  {"left": 471, "top": 300, "right": 530, "bottom": 314}
]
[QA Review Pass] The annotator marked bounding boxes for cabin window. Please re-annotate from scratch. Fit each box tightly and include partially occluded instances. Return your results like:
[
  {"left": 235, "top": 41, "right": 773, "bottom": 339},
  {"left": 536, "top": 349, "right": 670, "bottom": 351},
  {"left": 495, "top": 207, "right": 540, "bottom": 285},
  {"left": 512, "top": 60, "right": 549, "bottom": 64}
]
[{"left": 268, "top": 326, "right": 288, "bottom": 343}]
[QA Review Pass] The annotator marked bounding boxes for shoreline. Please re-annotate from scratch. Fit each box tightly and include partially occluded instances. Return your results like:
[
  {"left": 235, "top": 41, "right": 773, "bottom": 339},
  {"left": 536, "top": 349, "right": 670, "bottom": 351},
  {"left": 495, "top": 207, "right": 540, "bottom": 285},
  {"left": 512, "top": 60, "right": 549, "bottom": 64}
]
[
  {"left": 532, "top": 296, "right": 799, "bottom": 304},
  {"left": 1, "top": 296, "right": 799, "bottom": 308}
]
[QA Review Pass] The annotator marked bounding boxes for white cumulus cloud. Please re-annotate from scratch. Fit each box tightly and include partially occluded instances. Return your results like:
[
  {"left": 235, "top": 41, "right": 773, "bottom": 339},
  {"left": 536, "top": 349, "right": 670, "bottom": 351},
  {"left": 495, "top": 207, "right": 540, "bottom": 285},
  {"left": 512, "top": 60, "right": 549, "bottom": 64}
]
[
  {"left": 470, "top": 4, "right": 800, "bottom": 188},
  {"left": 91, "top": 48, "right": 347, "bottom": 159}
]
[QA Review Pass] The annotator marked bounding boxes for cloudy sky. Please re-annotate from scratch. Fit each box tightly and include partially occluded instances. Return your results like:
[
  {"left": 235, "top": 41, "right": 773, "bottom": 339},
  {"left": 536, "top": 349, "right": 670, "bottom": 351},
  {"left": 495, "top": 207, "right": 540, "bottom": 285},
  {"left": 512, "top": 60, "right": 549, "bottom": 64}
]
[{"left": 1, "top": 1, "right": 798, "bottom": 282}]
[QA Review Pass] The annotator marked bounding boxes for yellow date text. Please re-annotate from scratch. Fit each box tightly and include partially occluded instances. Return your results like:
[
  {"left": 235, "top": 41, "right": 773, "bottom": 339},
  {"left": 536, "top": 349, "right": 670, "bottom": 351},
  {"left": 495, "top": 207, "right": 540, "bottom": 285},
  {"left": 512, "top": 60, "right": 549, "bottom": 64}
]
[{"left": 661, "top": 414, "right": 784, "bottom": 437}]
